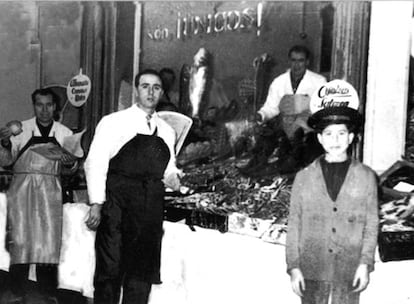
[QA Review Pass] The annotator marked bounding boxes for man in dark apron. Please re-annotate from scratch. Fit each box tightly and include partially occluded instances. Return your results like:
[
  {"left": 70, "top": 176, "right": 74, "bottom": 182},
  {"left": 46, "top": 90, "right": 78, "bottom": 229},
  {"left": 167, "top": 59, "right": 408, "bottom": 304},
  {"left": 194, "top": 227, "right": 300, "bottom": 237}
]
[
  {"left": 0, "top": 88, "right": 77, "bottom": 304},
  {"left": 84, "top": 69, "right": 181, "bottom": 304}
]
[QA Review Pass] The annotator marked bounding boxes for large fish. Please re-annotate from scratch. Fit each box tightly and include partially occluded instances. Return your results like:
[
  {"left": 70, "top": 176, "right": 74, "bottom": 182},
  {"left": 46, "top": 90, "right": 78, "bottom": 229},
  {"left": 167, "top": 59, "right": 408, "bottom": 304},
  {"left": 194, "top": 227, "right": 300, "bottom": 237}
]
[{"left": 188, "top": 48, "right": 209, "bottom": 119}]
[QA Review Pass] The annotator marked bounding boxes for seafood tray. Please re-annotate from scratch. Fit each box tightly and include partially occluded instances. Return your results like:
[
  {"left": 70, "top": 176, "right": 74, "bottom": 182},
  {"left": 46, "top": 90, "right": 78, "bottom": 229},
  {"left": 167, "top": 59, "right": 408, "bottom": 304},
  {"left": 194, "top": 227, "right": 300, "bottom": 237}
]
[
  {"left": 378, "top": 231, "right": 414, "bottom": 262},
  {"left": 187, "top": 209, "right": 228, "bottom": 232},
  {"left": 228, "top": 212, "right": 287, "bottom": 244},
  {"left": 379, "top": 197, "right": 414, "bottom": 232},
  {"left": 379, "top": 160, "right": 414, "bottom": 200},
  {"left": 164, "top": 205, "right": 228, "bottom": 232},
  {"left": 379, "top": 196, "right": 414, "bottom": 262}
]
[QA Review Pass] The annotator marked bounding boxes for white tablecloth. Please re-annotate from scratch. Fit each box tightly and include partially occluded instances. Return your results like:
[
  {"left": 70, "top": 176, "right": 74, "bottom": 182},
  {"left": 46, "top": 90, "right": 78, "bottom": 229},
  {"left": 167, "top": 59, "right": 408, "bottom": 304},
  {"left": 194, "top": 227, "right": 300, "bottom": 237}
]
[
  {"left": 149, "top": 220, "right": 296, "bottom": 304},
  {"left": 1, "top": 192, "right": 414, "bottom": 303},
  {"left": 150, "top": 221, "right": 414, "bottom": 304},
  {"left": 0, "top": 192, "right": 96, "bottom": 297}
]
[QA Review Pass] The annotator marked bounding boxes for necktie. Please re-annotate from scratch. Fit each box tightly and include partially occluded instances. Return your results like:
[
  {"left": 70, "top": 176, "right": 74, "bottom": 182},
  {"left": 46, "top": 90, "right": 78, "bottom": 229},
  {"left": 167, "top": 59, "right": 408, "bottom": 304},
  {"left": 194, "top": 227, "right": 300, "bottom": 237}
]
[{"left": 146, "top": 114, "right": 152, "bottom": 131}]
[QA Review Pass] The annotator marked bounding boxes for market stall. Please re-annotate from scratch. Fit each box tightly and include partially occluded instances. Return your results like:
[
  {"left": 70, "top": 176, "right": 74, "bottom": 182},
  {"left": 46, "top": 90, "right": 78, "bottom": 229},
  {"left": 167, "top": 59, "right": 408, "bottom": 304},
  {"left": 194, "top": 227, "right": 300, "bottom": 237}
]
[{"left": 0, "top": 1, "right": 413, "bottom": 304}]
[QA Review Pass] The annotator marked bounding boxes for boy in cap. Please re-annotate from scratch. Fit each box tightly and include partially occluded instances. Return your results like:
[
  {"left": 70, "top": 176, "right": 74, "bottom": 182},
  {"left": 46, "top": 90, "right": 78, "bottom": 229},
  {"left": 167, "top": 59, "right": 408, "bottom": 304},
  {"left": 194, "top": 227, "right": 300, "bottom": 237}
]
[{"left": 285, "top": 80, "right": 379, "bottom": 304}]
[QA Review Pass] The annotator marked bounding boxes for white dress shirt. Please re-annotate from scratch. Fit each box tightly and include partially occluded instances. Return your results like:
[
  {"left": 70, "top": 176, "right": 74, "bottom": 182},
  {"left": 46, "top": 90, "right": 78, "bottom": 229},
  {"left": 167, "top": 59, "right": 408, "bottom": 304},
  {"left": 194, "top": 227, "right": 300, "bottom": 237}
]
[
  {"left": 84, "top": 104, "right": 178, "bottom": 204},
  {"left": 258, "top": 69, "right": 327, "bottom": 121}
]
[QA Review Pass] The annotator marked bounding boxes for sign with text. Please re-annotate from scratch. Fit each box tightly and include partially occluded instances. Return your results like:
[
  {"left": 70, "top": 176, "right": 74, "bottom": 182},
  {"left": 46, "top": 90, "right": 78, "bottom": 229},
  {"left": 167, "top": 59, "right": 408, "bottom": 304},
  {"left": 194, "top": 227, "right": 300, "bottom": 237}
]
[
  {"left": 310, "top": 79, "right": 359, "bottom": 114},
  {"left": 66, "top": 70, "right": 91, "bottom": 107},
  {"left": 148, "top": 2, "right": 263, "bottom": 41}
]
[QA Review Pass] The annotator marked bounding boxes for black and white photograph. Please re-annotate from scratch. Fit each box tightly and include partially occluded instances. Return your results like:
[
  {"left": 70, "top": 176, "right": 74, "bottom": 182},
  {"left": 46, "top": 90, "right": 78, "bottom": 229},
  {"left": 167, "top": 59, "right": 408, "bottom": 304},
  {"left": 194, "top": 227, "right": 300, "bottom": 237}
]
[{"left": 0, "top": 1, "right": 413, "bottom": 304}]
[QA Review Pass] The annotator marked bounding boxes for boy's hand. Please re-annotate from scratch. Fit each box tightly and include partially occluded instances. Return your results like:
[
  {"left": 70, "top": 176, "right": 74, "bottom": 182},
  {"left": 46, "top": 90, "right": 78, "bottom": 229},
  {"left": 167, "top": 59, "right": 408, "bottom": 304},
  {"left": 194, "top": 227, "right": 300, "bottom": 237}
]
[
  {"left": 352, "top": 264, "right": 370, "bottom": 293},
  {"left": 290, "top": 268, "right": 305, "bottom": 297}
]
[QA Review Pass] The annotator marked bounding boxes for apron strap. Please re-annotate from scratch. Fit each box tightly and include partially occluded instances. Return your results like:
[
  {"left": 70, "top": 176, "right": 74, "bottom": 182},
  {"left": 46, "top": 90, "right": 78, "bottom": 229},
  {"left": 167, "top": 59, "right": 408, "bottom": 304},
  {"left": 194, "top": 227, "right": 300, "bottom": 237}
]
[
  {"left": 12, "top": 133, "right": 61, "bottom": 168},
  {"left": 13, "top": 137, "right": 35, "bottom": 166}
]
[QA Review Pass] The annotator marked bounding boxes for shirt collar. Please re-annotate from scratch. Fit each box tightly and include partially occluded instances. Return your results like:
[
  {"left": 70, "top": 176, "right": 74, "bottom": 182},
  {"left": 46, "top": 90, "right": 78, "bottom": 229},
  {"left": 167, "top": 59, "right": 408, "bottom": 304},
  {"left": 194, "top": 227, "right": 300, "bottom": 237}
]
[
  {"left": 288, "top": 69, "right": 308, "bottom": 78},
  {"left": 131, "top": 104, "right": 158, "bottom": 119}
]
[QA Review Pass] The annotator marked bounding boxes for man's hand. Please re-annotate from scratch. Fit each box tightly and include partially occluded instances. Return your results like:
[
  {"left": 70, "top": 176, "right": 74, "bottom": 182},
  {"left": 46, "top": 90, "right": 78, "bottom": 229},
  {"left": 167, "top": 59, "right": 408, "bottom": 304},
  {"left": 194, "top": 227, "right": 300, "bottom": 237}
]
[
  {"left": 61, "top": 151, "right": 77, "bottom": 166},
  {"left": 85, "top": 204, "right": 103, "bottom": 230},
  {"left": 6, "top": 120, "right": 23, "bottom": 136},
  {"left": 247, "top": 112, "right": 263, "bottom": 124},
  {"left": 290, "top": 268, "right": 305, "bottom": 297},
  {"left": 352, "top": 264, "right": 370, "bottom": 293},
  {"left": 0, "top": 127, "right": 12, "bottom": 141},
  {"left": 163, "top": 173, "right": 181, "bottom": 192},
  {"left": 163, "top": 169, "right": 184, "bottom": 192}
]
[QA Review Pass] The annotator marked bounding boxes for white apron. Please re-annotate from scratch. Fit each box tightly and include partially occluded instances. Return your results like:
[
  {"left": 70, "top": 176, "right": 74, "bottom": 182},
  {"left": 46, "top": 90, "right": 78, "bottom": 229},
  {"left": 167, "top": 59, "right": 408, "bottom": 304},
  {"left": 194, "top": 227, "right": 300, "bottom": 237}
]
[{"left": 6, "top": 135, "right": 62, "bottom": 264}]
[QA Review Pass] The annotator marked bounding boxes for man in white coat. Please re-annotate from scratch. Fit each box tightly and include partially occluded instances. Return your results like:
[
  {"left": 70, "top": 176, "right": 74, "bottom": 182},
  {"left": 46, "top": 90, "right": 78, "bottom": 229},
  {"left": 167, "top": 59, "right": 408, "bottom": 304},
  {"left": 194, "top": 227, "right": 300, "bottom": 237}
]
[
  {"left": 242, "top": 46, "right": 327, "bottom": 175},
  {"left": 257, "top": 45, "right": 327, "bottom": 125},
  {"left": 84, "top": 69, "right": 181, "bottom": 304},
  {"left": 0, "top": 87, "right": 77, "bottom": 304}
]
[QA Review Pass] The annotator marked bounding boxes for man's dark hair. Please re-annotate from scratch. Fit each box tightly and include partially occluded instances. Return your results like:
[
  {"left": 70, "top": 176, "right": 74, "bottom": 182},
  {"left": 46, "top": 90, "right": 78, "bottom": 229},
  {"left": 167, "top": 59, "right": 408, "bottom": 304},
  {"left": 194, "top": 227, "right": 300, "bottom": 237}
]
[
  {"left": 134, "top": 69, "right": 162, "bottom": 89},
  {"left": 31, "top": 88, "right": 60, "bottom": 105},
  {"left": 288, "top": 45, "right": 311, "bottom": 59}
]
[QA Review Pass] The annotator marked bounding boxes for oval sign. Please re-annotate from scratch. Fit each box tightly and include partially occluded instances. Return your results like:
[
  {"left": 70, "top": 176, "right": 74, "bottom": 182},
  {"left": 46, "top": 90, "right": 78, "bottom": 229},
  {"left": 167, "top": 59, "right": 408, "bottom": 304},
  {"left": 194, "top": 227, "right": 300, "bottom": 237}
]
[
  {"left": 66, "top": 70, "right": 91, "bottom": 107},
  {"left": 310, "top": 79, "right": 359, "bottom": 114}
]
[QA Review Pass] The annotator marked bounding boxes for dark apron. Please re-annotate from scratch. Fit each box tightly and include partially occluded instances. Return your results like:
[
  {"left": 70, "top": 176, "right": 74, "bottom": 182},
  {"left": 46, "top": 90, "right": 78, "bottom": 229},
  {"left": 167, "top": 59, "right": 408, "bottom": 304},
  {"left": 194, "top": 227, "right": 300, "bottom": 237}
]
[
  {"left": 95, "top": 130, "right": 170, "bottom": 285},
  {"left": 7, "top": 134, "right": 63, "bottom": 264}
]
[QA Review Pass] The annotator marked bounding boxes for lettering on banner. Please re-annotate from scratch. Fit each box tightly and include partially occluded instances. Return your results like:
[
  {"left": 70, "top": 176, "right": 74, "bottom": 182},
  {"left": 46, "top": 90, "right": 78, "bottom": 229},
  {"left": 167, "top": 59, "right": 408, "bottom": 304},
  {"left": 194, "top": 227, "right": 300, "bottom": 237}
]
[{"left": 148, "top": 3, "right": 263, "bottom": 41}]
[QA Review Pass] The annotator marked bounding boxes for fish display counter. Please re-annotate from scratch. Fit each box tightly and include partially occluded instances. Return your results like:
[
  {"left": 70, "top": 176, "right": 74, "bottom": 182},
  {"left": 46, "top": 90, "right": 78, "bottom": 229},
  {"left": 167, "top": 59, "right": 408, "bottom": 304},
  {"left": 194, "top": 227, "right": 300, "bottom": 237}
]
[{"left": 165, "top": 155, "right": 292, "bottom": 244}]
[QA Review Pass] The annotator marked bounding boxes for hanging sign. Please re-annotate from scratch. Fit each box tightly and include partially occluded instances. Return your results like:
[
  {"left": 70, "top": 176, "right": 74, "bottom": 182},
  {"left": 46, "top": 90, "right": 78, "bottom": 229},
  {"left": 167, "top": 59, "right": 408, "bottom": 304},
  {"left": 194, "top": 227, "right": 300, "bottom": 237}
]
[
  {"left": 66, "top": 69, "right": 91, "bottom": 107},
  {"left": 310, "top": 79, "right": 360, "bottom": 114}
]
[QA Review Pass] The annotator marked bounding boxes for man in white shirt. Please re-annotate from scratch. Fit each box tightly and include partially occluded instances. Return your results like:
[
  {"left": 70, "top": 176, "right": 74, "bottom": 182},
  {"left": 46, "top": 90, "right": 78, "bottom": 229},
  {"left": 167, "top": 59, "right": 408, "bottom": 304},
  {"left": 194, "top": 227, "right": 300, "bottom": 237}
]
[
  {"left": 0, "top": 88, "right": 76, "bottom": 304},
  {"left": 84, "top": 69, "right": 181, "bottom": 304},
  {"left": 242, "top": 46, "right": 327, "bottom": 175},
  {"left": 257, "top": 45, "right": 327, "bottom": 124}
]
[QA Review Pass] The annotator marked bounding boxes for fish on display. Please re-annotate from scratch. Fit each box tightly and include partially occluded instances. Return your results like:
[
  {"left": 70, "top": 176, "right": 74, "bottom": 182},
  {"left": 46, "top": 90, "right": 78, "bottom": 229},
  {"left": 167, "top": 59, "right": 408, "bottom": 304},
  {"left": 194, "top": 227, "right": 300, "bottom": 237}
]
[{"left": 189, "top": 48, "right": 209, "bottom": 119}]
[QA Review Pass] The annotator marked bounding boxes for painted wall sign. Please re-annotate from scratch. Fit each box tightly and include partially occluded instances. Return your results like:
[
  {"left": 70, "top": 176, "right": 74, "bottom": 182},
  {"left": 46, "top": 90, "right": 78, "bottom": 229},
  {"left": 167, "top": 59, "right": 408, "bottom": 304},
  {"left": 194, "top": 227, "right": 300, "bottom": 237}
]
[
  {"left": 66, "top": 69, "right": 91, "bottom": 107},
  {"left": 147, "top": 2, "right": 263, "bottom": 41}
]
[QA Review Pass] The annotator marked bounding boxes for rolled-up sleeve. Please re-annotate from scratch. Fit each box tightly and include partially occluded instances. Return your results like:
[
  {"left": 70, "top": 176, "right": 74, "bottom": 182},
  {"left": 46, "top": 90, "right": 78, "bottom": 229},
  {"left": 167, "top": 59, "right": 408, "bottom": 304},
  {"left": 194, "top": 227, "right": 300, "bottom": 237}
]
[
  {"left": 258, "top": 78, "right": 283, "bottom": 121},
  {"left": 84, "top": 117, "right": 113, "bottom": 205}
]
